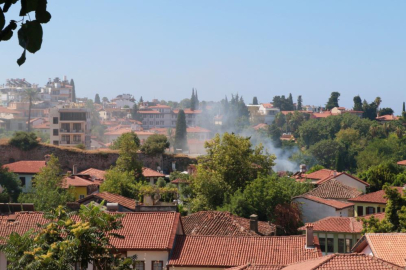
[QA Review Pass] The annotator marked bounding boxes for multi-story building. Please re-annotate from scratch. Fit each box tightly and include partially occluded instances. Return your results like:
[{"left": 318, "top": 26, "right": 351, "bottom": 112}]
[
  {"left": 139, "top": 105, "right": 201, "bottom": 129},
  {"left": 49, "top": 106, "right": 91, "bottom": 149},
  {"left": 43, "top": 76, "right": 73, "bottom": 104}
]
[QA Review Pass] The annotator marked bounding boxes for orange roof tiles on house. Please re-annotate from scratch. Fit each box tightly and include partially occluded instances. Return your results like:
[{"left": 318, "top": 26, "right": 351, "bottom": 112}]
[
  {"left": 149, "top": 104, "right": 171, "bottom": 109},
  {"left": 376, "top": 115, "right": 399, "bottom": 121},
  {"left": 397, "top": 160, "right": 406, "bottom": 166},
  {"left": 78, "top": 192, "right": 136, "bottom": 210},
  {"left": 168, "top": 235, "right": 321, "bottom": 268},
  {"left": 33, "top": 122, "right": 50, "bottom": 129},
  {"left": 138, "top": 110, "right": 160, "bottom": 114},
  {"left": 261, "top": 103, "right": 274, "bottom": 109},
  {"left": 253, "top": 123, "right": 269, "bottom": 130},
  {"left": 317, "top": 172, "right": 370, "bottom": 186},
  {"left": 104, "top": 127, "right": 133, "bottom": 136},
  {"left": 305, "top": 169, "right": 337, "bottom": 180},
  {"left": 352, "top": 233, "right": 406, "bottom": 267},
  {"left": 228, "top": 264, "right": 281, "bottom": 270},
  {"left": 304, "top": 179, "right": 362, "bottom": 200},
  {"left": 3, "top": 160, "right": 46, "bottom": 174},
  {"left": 296, "top": 195, "right": 354, "bottom": 210},
  {"left": 171, "top": 178, "right": 191, "bottom": 184},
  {"left": 62, "top": 176, "right": 99, "bottom": 188},
  {"left": 182, "top": 211, "right": 275, "bottom": 236},
  {"left": 348, "top": 187, "right": 404, "bottom": 204},
  {"left": 283, "top": 253, "right": 404, "bottom": 270},
  {"left": 312, "top": 111, "right": 332, "bottom": 118},
  {"left": 79, "top": 168, "right": 106, "bottom": 180},
  {"left": 298, "top": 216, "right": 363, "bottom": 233},
  {"left": 142, "top": 167, "right": 165, "bottom": 178}
]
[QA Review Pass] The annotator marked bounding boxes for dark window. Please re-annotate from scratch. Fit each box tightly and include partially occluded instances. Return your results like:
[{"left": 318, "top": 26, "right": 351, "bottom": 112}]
[
  {"left": 53, "top": 117, "right": 58, "bottom": 124},
  {"left": 366, "top": 207, "right": 375, "bottom": 215},
  {"left": 152, "top": 261, "right": 163, "bottom": 270},
  {"left": 338, "top": 238, "right": 345, "bottom": 253},
  {"left": 357, "top": 206, "right": 364, "bottom": 216},
  {"left": 346, "top": 239, "right": 353, "bottom": 253},
  {"left": 19, "top": 177, "right": 26, "bottom": 187},
  {"left": 133, "top": 261, "right": 145, "bottom": 270},
  {"left": 53, "top": 140, "right": 59, "bottom": 146},
  {"left": 53, "top": 129, "right": 59, "bottom": 136},
  {"left": 319, "top": 238, "right": 326, "bottom": 253},
  {"left": 383, "top": 208, "right": 385, "bottom": 212},
  {"left": 327, "top": 238, "right": 334, "bottom": 253},
  {"left": 60, "top": 112, "right": 86, "bottom": 121},
  {"left": 377, "top": 207, "right": 381, "bottom": 213}
]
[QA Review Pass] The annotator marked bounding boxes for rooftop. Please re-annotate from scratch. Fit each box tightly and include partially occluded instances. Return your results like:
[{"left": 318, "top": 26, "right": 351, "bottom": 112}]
[
  {"left": 304, "top": 179, "right": 362, "bottom": 200},
  {"left": 142, "top": 167, "right": 165, "bottom": 178},
  {"left": 298, "top": 216, "right": 363, "bottom": 233},
  {"left": 295, "top": 194, "right": 354, "bottom": 210},
  {"left": 62, "top": 175, "right": 100, "bottom": 188},
  {"left": 79, "top": 168, "right": 106, "bottom": 180},
  {"left": 78, "top": 192, "right": 136, "bottom": 210},
  {"left": 348, "top": 187, "right": 404, "bottom": 204},
  {"left": 3, "top": 160, "right": 46, "bottom": 174}
]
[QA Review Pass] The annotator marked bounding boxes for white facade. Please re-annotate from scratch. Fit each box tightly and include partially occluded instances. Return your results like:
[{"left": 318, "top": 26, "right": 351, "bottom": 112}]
[{"left": 334, "top": 174, "right": 367, "bottom": 193}]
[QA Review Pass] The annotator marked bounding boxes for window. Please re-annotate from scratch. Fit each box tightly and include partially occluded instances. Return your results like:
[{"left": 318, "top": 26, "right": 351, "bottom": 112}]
[
  {"left": 383, "top": 208, "right": 385, "bottom": 212},
  {"left": 150, "top": 121, "right": 153, "bottom": 125},
  {"left": 133, "top": 261, "right": 145, "bottom": 270},
  {"left": 366, "top": 207, "right": 375, "bottom": 215},
  {"left": 53, "top": 129, "right": 59, "bottom": 136},
  {"left": 53, "top": 140, "right": 59, "bottom": 146},
  {"left": 156, "top": 122, "right": 159, "bottom": 125},
  {"left": 19, "top": 177, "right": 26, "bottom": 187},
  {"left": 73, "top": 135, "right": 81, "bottom": 142},
  {"left": 152, "top": 261, "right": 163, "bottom": 270},
  {"left": 377, "top": 207, "right": 381, "bottom": 213},
  {"left": 60, "top": 112, "right": 86, "bottom": 121},
  {"left": 327, "top": 238, "right": 334, "bottom": 253},
  {"left": 319, "top": 238, "right": 326, "bottom": 253},
  {"left": 73, "top": 123, "right": 81, "bottom": 131},
  {"left": 150, "top": 115, "right": 153, "bottom": 118},
  {"left": 338, "top": 238, "right": 345, "bottom": 253},
  {"left": 160, "top": 121, "right": 164, "bottom": 125},
  {"left": 357, "top": 206, "right": 363, "bottom": 216},
  {"left": 53, "top": 117, "right": 58, "bottom": 124},
  {"left": 346, "top": 239, "right": 353, "bottom": 253},
  {"left": 79, "top": 195, "right": 85, "bottom": 199}
]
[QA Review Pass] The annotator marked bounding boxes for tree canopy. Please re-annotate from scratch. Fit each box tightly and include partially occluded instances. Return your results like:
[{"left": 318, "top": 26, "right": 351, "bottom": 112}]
[
  {"left": 0, "top": 166, "right": 21, "bottom": 203},
  {"left": 325, "top": 92, "right": 340, "bottom": 110},
  {"left": 9, "top": 131, "right": 39, "bottom": 151},
  {"left": 140, "top": 134, "right": 170, "bottom": 155},
  {"left": 174, "top": 109, "right": 187, "bottom": 151}
]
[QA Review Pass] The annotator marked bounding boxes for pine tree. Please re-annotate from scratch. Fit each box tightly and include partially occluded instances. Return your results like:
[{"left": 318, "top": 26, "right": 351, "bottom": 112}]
[
  {"left": 174, "top": 109, "right": 187, "bottom": 151},
  {"left": 195, "top": 89, "right": 199, "bottom": 109},
  {"left": 353, "top": 95, "right": 363, "bottom": 111},
  {"left": 94, "top": 94, "right": 101, "bottom": 104},
  {"left": 252, "top": 97, "right": 258, "bottom": 105},
  {"left": 70, "top": 79, "right": 76, "bottom": 102},
  {"left": 139, "top": 96, "right": 144, "bottom": 103},
  {"left": 297, "top": 95, "right": 302, "bottom": 110},
  {"left": 403, "top": 102, "right": 405, "bottom": 112},
  {"left": 190, "top": 88, "right": 196, "bottom": 111},
  {"left": 131, "top": 103, "right": 140, "bottom": 120},
  {"left": 326, "top": 92, "right": 340, "bottom": 110},
  {"left": 288, "top": 93, "right": 294, "bottom": 110}
]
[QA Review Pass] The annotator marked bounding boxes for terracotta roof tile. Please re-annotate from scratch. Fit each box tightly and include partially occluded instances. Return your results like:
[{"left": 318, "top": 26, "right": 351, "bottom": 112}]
[
  {"left": 173, "top": 109, "right": 202, "bottom": 114},
  {"left": 304, "top": 179, "right": 362, "bottom": 200},
  {"left": 78, "top": 192, "right": 136, "bottom": 210},
  {"left": 142, "top": 167, "right": 165, "bottom": 178},
  {"left": 348, "top": 187, "right": 404, "bottom": 204},
  {"left": 228, "top": 264, "right": 282, "bottom": 270},
  {"left": 3, "top": 160, "right": 46, "bottom": 174},
  {"left": 253, "top": 123, "right": 269, "bottom": 130},
  {"left": 182, "top": 211, "right": 275, "bottom": 236},
  {"left": 283, "top": 253, "right": 404, "bottom": 270},
  {"left": 79, "top": 168, "right": 106, "bottom": 180},
  {"left": 62, "top": 176, "right": 100, "bottom": 188},
  {"left": 186, "top": 126, "right": 211, "bottom": 133},
  {"left": 397, "top": 160, "right": 406, "bottom": 166},
  {"left": 298, "top": 217, "right": 363, "bottom": 233},
  {"left": 295, "top": 195, "right": 354, "bottom": 210},
  {"left": 317, "top": 172, "right": 370, "bottom": 186},
  {"left": 168, "top": 235, "right": 321, "bottom": 267},
  {"left": 304, "top": 169, "right": 337, "bottom": 180},
  {"left": 171, "top": 178, "right": 191, "bottom": 184},
  {"left": 376, "top": 115, "right": 399, "bottom": 121}
]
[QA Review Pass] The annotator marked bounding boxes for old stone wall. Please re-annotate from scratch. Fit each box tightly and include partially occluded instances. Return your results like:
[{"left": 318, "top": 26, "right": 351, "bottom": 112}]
[{"left": 0, "top": 144, "right": 196, "bottom": 173}]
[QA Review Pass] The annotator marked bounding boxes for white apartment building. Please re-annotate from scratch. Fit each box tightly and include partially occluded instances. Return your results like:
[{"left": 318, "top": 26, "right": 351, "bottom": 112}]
[
  {"left": 139, "top": 105, "right": 201, "bottom": 129},
  {"left": 49, "top": 106, "right": 91, "bottom": 149}
]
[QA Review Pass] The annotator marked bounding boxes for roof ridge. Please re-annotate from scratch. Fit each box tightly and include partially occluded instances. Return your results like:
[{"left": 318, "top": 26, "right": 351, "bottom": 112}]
[{"left": 310, "top": 254, "right": 337, "bottom": 270}]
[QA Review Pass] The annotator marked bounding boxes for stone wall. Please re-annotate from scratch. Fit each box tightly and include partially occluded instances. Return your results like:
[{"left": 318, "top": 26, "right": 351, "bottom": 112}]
[{"left": 0, "top": 144, "right": 196, "bottom": 173}]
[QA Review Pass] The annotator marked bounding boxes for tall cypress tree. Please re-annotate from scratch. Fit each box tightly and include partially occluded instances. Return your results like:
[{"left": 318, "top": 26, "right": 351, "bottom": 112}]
[
  {"left": 403, "top": 102, "right": 405, "bottom": 112},
  {"left": 252, "top": 97, "right": 258, "bottom": 105},
  {"left": 139, "top": 96, "right": 144, "bottom": 103},
  {"left": 190, "top": 88, "right": 196, "bottom": 111},
  {"left": 95, "top": 94, "right": 101, "bottom": 104},
  {"left": 195, "top": 89, "right": 199, "bottom": 109},
  {"left": 288, "top": 93, "right": 294, "bottom": 110},
  {"left": 353, "top": 95, "right": 363, "bottom": 111},
  {"left": 70, "top": 79, "right": 76, "bottom": 102},
  {"left": 297, "top": 95, "right": 302, "bottom": 110},
  {"left": 326, "top": 92, "right": 340, "bottom": 110},
  {"left": 174, "top": 109, "right": 187, "bottom": 151}
]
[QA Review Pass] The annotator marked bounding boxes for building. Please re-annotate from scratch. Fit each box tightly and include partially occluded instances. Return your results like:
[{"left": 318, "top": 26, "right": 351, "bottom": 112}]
[
  {"left": 74, "top": 192, "right": 138, "bottom": 212},
  {"left": 2, "top": 160, "right": 46, "bottom": 192},
  {"left": 397, "top": 160, "right": 406, "bottom": 166},
  {"left": 143, "top": 167, "right": 165, "bottom": 185},
  {"left": 352, "top": 233, "right": 406, "bottom": 268},
  {"left": 302, "top": 179, "right": 363, "bottom": 202},
  {"left": 49, "top": 106, "right": 91, "bottom": 149},
  {"left": 247, "top": 103, "right": 280, "bottom": 124},
  {"left": 44, "top": 77, "right": 73, "bottom": 104},
  {"left": 139, "top": 106, "right": 202, "bottom": 129},
  {"left": 62, "top": 175, "right": 99, "bottom": 200}
]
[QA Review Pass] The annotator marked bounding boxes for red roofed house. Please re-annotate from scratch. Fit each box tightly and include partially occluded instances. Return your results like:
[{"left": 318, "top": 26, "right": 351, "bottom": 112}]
[
  {"left": 79, "top": 168, "right": 106, "bottom": 181},
  {"left": 2, "top": 160, "right": 46, "bottom": 192},
  {"left": 143, "top": 167, "right": 165, "bottom": 185},
  {"left": 352, "top": 233, "right": 406, "bottom": 268},
  {"left": 376, "top": 114, "right": 399, "bottom": 122},
  {"left": 348, "top": 187, "right": 404, "bottom": 217},
  {"left": 75, "top": 192, "right": 138, "bottom": 212},
  {"left": 62, "top": 175, "right": 100, "bottom": 200}
]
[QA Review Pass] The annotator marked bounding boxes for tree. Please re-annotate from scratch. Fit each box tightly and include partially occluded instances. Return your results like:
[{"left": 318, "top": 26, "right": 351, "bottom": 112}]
[
  {"left": 0, "top": 166, "right": 21, "bottom": 203},
  {"left": 18, "top": 155, "right": 75, "bottom": 211},
  {"left": 297, "top": 95, "right": 302, "bottom": 110},
  {"left": 0, "top": 204, "right": 134, "bottom": 269},
  {"left": 190, "top": 89, "right": 196, "bottom": 111},
  {"left": 70, "top": 79, "right": 76, "bottom": 102},
  {"left": 9, "top": 131, "right": 38, "bottom": 151},
  {"left": 100, "top": 168, "right": 145, "bottom": 199},
  {"left": 95, "top": 94, "right": 101, "bottom": 104},
  {"left": 287, "top": 93, "right": 294, "bottom": 109},
  {"left": 353, "top": 95, "right": 363, "bottom": 111},
  {"left": 195, "top": 89, "right": 199, "bottom": 109},
  {"left": 131, "top": 103, "right": 141, "bottom": 121},
  {"left": 140, "top": 134, "right": 170, "bottom": 155},
  {"left": 325, "top": 92, "right": 340, "bottom": 110},
  {"left": 378, "top": 107, "right": 394, "bottom": 116},
  {"left": 110, "top": 133, "right": 140, "bottom": 150},
  {"left": 358, "top": 162, "right": 406, "bottom": 192},
  {"left": 139, "top": 96, "right": 143, "bottom": 103},
  {"left": 174, "top": 109, "right": 187, "bottom": 151},
  {"left": 403, "top": 102, "right": 405, "bottom": 112},
  {"left": 252, "top": 97, "right": 258, "bottom": 105},
  {"left": 362, "top": 100, "right": 378, "bottom": 120},
  {"left": 102, "top": 97, "right": 109, "bottom": 103},
  {"left": 375, "top": 96, "right": 382, "bottom": 112},
  {"left": 115, "top": 133, "right": 143, "bottom": 177},
  {"left": 0, "top": 1, "right": 52, "bottom": 65},
  {"left": 22, "top": 89, "right": 38, "bottom": 132},
  {"left": 309, "top": 139, "right": 344, "bottom": 169}
]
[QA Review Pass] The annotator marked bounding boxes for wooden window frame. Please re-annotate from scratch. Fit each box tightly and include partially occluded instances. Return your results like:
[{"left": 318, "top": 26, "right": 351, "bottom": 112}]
[
  {"left": 133, "top": 260, "right": 145, "bottom": 270},
  {"left": 151, "top": 260, "right": 163, "bottom": 270}
]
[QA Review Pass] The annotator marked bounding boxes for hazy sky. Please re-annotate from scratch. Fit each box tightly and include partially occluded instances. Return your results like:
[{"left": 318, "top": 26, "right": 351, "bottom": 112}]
[{"left": 1, "top": 1, "right": 405, "bottom": 113}]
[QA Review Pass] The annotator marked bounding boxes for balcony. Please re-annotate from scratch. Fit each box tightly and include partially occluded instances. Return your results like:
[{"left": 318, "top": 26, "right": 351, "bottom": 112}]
[
  {"left": 60, "top": 141, "right": 84, "bottom": 145},
  {"left": 60, "top": 129, "right": 84, "bottom": 133}
]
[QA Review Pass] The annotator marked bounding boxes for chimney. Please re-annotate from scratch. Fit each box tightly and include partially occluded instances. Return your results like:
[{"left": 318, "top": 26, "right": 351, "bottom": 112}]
[
  {"left": 73, "top": 165, "right": 77, "bottom": 175},
  {"left": 44, "top": 154, "right": 51, "bottom": 164},
  {"left": 305, "top": 223, "right": 314, "bottom": 248},
  {"left": 250, "top": 214, "right": 258, "bottom": 234},
  {"left": 106, "top": 203, "right": 119, "bottom": 212},
  {"left": 300, "top": 164, "right": 307, "bottom": 173}
]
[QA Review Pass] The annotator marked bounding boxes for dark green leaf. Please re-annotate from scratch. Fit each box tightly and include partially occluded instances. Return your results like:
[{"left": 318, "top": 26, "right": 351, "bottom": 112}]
[
  {"left": 0, "top": 7, "right": 4, "bottom": 30},
  {"left": 35, "top": 10, "right": 51, "bottom": 23},
  {"left": 20, "top": 0, "right": 38, "bottom": 16},
  {"left": 17, "top": 49, "right": 26, "bottom": 66},
  {"left": 18, "top": 20, "right": 43, "bottom": 53},
  {"left": 0, "top": 20, "right": 16, "bottom": 41},
  {"left": 3, "top": 0, "right": 18, "bottom": 13}
]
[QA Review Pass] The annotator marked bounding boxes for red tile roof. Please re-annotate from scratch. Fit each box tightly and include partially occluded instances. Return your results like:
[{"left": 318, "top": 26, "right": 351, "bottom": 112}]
[
  {"left": 138, "top": 110, "right": 160, "bottom": 114},
  {"left": 171, "top": 178, "right": 191, "bottom": 184},
  {"left": 353, "top": 233, "right": 406, "bottom": 267},
  {"left": 317, "top": 172, "right": 370, "bottom": 186},
  {"left": 62, "top": 176, "right": 99, "bottom": 188},
  {"left": 298, "top": 216, "right": 363, "bottom": 233},
  {"left": 376, "top": 115, "right": 399, "bottom": 121},
  {"left": 168, "top": 235, "right": 321, "bottom": 267},
  {"left": 149, "top": 104, "right": 171, "bottom": 109},
  {"left": 304, "top": 179, "right": 362, "bottom": 200},
  {"left": 283, "top": 253, "right": 403, "bottom": 270},
  {"left": 3, "top": 160, "right": 46, "bottom": 174},
  {"left": 295, "top": 195, "right": 354, "bottom": 210},
  {"left": 78, "top": 192, "right": 136, "bottom": 210},
  {"left": 182, "top": 211, "right": 275, "bottom": 236},
  {"left": 173, "top": 109, "right": 202, "bottom": 114},
  {"left": 142, "top": 167, "right": 165, "bottom": 178},
  {"left": 253, "top": 123, "right": 269, "bottom": 130},
  {"left": 79, "top": 168, "right": 106, "bottom": 180},
  {"left": 261, "top": 103, "right": 274, "bottom": 109},
  {"left": 228, "top": 264, "right": 281, "bottom": 270},
  {"left": 304, "top": 169, "right": 337, "bottom": 180},
  {"left": 397, "top": 160, "right": 406, "bottom": 166},
  {"left": 348, "top": 187, "right": 404, "bottom": 204}
]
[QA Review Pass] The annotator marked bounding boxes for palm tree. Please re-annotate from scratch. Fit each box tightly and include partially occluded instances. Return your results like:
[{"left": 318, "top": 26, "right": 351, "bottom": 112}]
[
  {"left": 375, "top": 97, "right": 382, "bottom": 116},
  {"left": 22, "top": 88, "right": 39, "bottom": 132}
]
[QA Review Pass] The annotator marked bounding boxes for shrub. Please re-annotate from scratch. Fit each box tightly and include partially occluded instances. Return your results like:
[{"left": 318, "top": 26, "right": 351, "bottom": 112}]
[{"left": 8, "top": 131, "right": 38, "bottom": 151}]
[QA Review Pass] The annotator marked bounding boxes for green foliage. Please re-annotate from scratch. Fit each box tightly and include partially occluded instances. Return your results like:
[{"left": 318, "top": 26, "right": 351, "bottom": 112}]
[
  {"left": 325, "top": 92, "right": 340, "bottom": 110},
  {"left": 156, "top": 177, "right": 166, "bottom": 188},
  {"left": 0, "top": 204, "right": 134, "bottom": 270},
  {"left": 174, "top": 109, "right": 187, "bottom": 150},
  {"left": 18, "top": 155, "right": 75, "bottom": 211},
  {"left": 297, "top": 95, "right": 302, "bottom": 110},
  {"left": 358, "top": 162, "right": 406, "bottom": 192},
  {"left": 75, "top": 143, "right": 86, "bottom": 150},
  {"left": 110, "top": 132, "right": 140, "bottom": 150},
  {"left": 94, "top": 94, "right": 101, "bottom": 104},
  {"left": 100, "top": 167, "right": 146, "bottom": 200},
  {"left": 9, "top": 131, "right": 38, "bottom": 151},
  {"left": 252, "top": 96, "right": 258, "bottom": 105},
  {"left": 115, "top": 133, "right": 143, "bottom": 177},
  {"left": 309, "top": 139, "right": 345, "bottom": 169},
  {"left": 273, "top": 95, "right": 294, "bottom": 111},
  {"left": 362, "top": 99, "right": 378, "bottom": 120},
  {"left": 70, "top": 79, "right": 76, "bottom": 102},
  {"left": 0, "top": 166, "right": 21, "bottom": 203},
  {"left": 140, "top": 134, "right": 170, "bottom": 155},
  {"left": 131, "top": 103, "right": 141, "bottom": 121},
  {"left": 0, "top": 0, "right": 52, "bottom": 65},
  {"left": 306, "top": 165, "right": 325, "bottom": 174},
  {"left": 221, "top": 94, "right": 250, "bottom": 132},
  {"left": 353, "top": 95, "right": 363, "bottom": 111},
  {"left": 378, "top": 107, "right": 394, "bottom": 116}
]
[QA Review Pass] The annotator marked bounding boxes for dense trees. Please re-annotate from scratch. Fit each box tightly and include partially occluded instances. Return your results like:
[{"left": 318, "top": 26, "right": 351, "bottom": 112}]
[
  {"left": 325, "top": 92, "right": 340, "bottom": 110},
  {"left": 353, "top": 95, "right": 363, "bottom": 111},
  {"left": 9, "top": 131, "right": 39, "bottom": 151},
  {"left": 297, "top": 95, "right": 303, "bottom": 110},
  {"left": 140, "top": 134, "right": 170, "bottom": 155},
  {"left": 131, "top": 103, "right": 141, "bottom": 121},
  {"left": 252, "top": 96, "right": 258, "bottom": 105},
  {"left": 110, "top": 132, "right": 140, "bottom": 150},
  {"left": 0, "top": 167, "right": 21, "bottom": 203},
  {"left": 378, "top": 107, "right": 394, "bottom": 116},
  {"left": 95, "top": 94, "right": 101, "bottom": 104},
  {"left": 190, "top": 88, "right": 199, "bottom": 111},
  {"left": 273, "top": 95, "right": 294, "bottom": 111},
  {"left": 174, "top": 109, "right": 187, "bottom": 151}
]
